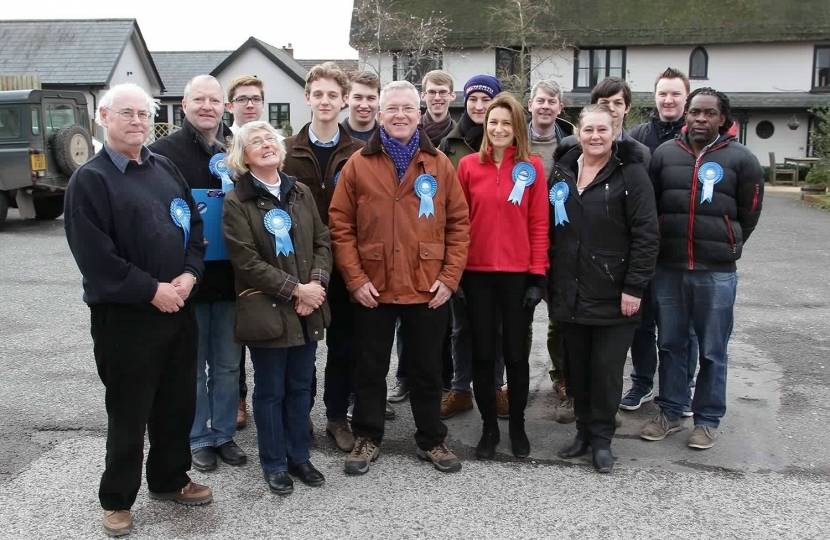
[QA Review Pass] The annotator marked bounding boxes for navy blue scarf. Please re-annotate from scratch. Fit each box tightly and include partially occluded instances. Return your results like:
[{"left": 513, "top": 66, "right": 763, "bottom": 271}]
[{"left": 380, "top": 126, "right": 420, "bottom": 181}]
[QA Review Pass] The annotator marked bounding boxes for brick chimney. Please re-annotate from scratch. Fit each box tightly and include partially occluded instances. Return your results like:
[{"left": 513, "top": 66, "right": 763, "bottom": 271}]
[{"left": 282, "top": 43, "right": 293, "bottom": 57}]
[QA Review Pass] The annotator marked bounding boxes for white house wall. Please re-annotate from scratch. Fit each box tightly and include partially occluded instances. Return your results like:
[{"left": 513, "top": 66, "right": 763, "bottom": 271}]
[
  {"left": 743, "top": 112, "right": 811, "bottom": 165},
  {"left": 213, "top": 47, "right": 310, "bottom": 133},
  {"left": 626, "top": 43, "right": 816, "bottom": 93},
  {"left": 442, "top": 49, "right": 496, "bottom": 90}
]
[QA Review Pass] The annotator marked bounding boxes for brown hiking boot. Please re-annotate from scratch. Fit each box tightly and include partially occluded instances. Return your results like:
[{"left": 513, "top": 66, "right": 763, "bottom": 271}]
[
  {"left": 326, "top": 420, "right": 355, "bottom": 452},
  {"left": 555, "top": 397, "right": 575, "bottom": 424},
  {"left": 102, "top": 510, "right": 132, "bottom": 537},
  {"left": 237, "top": 398, "right": 247, "bottom": 429},
  {"left": 496, "top": 385, "right": 509, "bottom": 419},
  {"left": 440, "top": 390, "right": 473, "bottom": 419},
  {"left": 552, "top": 381, "right": 567, "bottom": 400},
  {"left": 416, "top": 443, "right": 462, "bottom": 473},
  {"left": 344, "top": 437, "right": 379, "bottom": 475},
  {"left": 149, "top": 481, "right": 213, "bottom": 506}
]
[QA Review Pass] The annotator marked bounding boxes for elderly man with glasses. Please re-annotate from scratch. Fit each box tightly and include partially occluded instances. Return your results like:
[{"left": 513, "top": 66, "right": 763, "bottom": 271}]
[
  {"left": 329, "top": 80, "right": 470, "bottom": 476},
  {"left": 64, "top": 82, "right": 212, "bottom": 537}
]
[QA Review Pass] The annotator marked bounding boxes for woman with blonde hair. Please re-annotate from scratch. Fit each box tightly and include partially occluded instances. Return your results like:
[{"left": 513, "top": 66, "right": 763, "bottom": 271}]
[
  {"left": 547, "top": 104, "right": 659, "bottom": 473},
  {"left": 222, "top": 121, "right": 332, "bottom": 494},
  {"left": 456, "top": 94, "right": 550, "bottom": 460}
]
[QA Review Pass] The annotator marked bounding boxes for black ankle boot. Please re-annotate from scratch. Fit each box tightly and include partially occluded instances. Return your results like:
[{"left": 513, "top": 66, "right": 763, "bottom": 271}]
[
  {"left": 592, "top": 447, "right": 614, "bottom": 473},
  {"left": 476, "top": 425, "right": 500, "bottom": 460},
  {"left": 558, "top": 437, "right": 590, "bottom": 459},
  {"left": 509, "top": 423, "right": 530, "bottom": 458}
]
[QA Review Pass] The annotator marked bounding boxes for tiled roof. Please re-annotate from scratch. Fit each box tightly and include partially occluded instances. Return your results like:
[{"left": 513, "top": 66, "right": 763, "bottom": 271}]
[
  {"left": 296, "top": 59, "right": 360, "bottom": 74},
  {"left": 0, "top": 19, "right": 162, "bottom": 87},
  {"left": 152, "top": 51, "right": 233, "bottom": 97}
]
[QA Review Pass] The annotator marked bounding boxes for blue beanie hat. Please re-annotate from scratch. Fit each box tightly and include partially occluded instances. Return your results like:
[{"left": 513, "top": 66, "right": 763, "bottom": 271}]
[{"left": 464, "top": 75, "right": 501, "bottom": 105}]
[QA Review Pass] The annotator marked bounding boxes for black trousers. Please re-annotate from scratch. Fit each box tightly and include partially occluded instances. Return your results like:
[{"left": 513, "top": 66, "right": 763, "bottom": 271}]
[
  {"left": 396, "top": 316, "right": 453, "bottom": 389},
  {"left": 239, "top": 347, "right": 248, "bottom": 400},
  {"left": 465, "top": 271, "right": 534, "bottom": 427},
  {"left": 560, "top": 321, "right": 637, "bottom": 449},
  {"left": 90, "top": 303, "right": 197, "bottom": 510},
  {"left": 323, "top": 271, "right": 356, "bottom": 422},
  {"left": 353, "top": 302, "right": 449, "bottom": 450}
]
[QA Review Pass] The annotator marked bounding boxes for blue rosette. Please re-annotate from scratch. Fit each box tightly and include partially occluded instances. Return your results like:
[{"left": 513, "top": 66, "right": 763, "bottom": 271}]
[
  {"left": 414, "top": 174, "right": 438, "bottom": 218},
  {"left": 263, "top": 209, "right": 294, "bottom": 256},
  {"left": 549, "top": 182, "right": 570, "bottom": 226},
  {"left": 170, "top": 198, "right": 191, "bottom": 249},
  {"left": 333, "top": 171, "right": 341, "bottom": 186},
  {"left": 508, "top": 162, "right": 537, "bottom": 205},
  {"left": 209, "top": 153, "right": 235, "bottom": 193},
  {"left": 698, "top": 162, "right": 724, "bottom": 204}
]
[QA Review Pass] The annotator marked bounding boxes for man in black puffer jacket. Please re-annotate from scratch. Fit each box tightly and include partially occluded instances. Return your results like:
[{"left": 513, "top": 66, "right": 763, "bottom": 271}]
[{"left": 640, "top": 88, "right": 764, "bottom": 450}]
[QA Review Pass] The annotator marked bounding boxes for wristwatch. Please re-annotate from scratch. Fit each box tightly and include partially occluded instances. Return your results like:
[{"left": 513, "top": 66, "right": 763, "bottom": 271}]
[{"left": 186, "top": 272, "right": 198, "bottom": 285}]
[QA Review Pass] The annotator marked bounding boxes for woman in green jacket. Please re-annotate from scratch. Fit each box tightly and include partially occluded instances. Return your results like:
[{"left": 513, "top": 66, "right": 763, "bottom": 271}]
[{"left": 222, "top": 121, "right": 332, "bottom": 495}]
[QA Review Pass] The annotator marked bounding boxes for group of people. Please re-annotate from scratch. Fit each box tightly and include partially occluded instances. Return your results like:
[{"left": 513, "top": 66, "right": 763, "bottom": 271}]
[{"left": 63, "top": 60, "right": 763, "bottom": 537}]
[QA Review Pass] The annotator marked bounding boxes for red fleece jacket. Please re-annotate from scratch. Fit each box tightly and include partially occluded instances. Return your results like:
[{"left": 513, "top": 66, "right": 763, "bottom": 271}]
[{"left": 457, "top": 146, "right": 550, "bottom": 276}]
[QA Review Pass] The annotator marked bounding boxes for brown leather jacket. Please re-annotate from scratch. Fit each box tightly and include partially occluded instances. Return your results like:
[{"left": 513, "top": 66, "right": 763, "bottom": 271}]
[
  {"left": 283, "top": 123, "right": 364, "bottom": 225},
  {"left": 329, "top": 129, "right": 470, "bottom": 305}
]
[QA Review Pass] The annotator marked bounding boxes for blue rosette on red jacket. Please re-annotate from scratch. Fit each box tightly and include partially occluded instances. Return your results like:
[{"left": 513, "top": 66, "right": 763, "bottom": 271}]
[{"left": 508, "top": 162, "right": 536, "bottom": 205}]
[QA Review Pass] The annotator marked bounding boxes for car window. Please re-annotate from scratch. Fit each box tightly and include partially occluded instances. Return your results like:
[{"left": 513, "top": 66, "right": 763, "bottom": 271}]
[
  {"left": 45, "top": 103, "right": 77, "bottom": 132},
  {"left": 31, "top": 107, "right": 41, "bottom": 135},
  {"left": 0, "top": 107, "right": 22, "bottom": 139}
]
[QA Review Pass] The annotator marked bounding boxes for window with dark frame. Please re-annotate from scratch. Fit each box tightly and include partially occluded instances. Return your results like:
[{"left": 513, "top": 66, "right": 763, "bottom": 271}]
[
  {"left": 496, "top": 47, "right": 531, "bottom": 91},
  {"left": 172, "top": 105, "right": 184, "bottom": 127},
  {"left": 223, "top": 111, "right": 233, "bottom": 127},
  {"left": 574, "top": 48, "right": 625, "bottom": 89},
  {"left": 268, "top": 103, "right": 290, "bottom": 128},
  {"left": 689, "top": 47, "right": 709, "bottom": 79},
  {"left": 814, "top": 46, "right": 830, "bottom": 90},
  {"left": 155, "top": 106, "right": 168, "bottom": 125},
  {"left": 392, "top": 50, "right": 442, "bottom": 89}
]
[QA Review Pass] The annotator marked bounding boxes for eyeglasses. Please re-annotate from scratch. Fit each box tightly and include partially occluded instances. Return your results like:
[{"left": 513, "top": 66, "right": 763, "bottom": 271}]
[
  {"left": 425, "top": 90, "right": 451, "bottom": 97},
  {"left": 383, "top": 105, "right": 418, "bottom": 115},
  {"left": 245, "top": 136, "right": 278, "bottom": 149},
  {"left": 232, "top": 96, "right": 264, "bottom": 105},
  {"left": 108, "top": 108, "right": 151, "bottom": 122}
]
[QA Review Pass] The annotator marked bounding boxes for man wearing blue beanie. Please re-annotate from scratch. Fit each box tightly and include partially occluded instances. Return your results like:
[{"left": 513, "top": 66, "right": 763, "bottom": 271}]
[{"left": 438, "top": 74, "right": 508, "bottom": 420}]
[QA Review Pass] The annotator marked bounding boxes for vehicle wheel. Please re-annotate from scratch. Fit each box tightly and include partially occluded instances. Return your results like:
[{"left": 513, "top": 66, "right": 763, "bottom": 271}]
[
  {"left": 34, "top": 195, "right": 64, "bottom": 220},
  {"left": 0, "top": 192, "right": 8, "bottom": 229},
  {"left": 53, "top": 125, "right": 92, "bottom": 176}
]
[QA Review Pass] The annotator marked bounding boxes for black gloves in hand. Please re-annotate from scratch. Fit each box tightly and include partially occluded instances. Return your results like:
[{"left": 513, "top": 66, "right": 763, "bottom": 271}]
[{"left": 523, "top": 286, "right": 543, "bottom": 308}]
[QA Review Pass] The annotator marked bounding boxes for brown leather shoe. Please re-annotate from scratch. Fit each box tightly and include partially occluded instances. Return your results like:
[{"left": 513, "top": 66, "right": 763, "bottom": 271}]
[
  {"left": 496, "top": 385, "right": 510, "bottom": 419},
  {"left": 440, "top": 390, "right": 473, "bottom": 419},
  {"left": 326, "top": 420, "right": 355, "bottom": 452},
  {"left": 149, "top": 481, "right": 213, "bottom": 506},
  {"left": 102, "top": 510, "right": 132, "bottom": 537},
  {"left": 237, "top": 399, "right": 247, "bottom": 429}
]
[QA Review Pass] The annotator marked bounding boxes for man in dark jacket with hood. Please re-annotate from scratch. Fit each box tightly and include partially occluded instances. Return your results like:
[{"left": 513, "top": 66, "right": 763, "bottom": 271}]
[
  {"left": 149, "top": 75, "right": 246, "bottom": 473},
  {"left": 621, "top": 68, "right": 697, "bottom": 414},
  {"left": 640, "top": 88, "right": 764, "bottom": 450}
]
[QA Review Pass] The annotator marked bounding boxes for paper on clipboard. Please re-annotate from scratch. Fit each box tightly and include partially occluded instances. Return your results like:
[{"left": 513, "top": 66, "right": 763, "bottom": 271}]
[{"left": 191, "top": 189, "right": 228, "bottom": 261}]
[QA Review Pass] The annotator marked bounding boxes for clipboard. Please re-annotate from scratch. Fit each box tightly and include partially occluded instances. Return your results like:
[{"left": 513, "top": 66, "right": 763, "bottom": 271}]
[{"left": 191, "top": 189, "right": 228, "bottom": 261}]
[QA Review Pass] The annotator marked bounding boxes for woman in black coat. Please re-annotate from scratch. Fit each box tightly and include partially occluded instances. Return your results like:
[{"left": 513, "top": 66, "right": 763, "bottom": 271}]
[{"left": 547, "top": 104, "right": 659, "bottom": 473}]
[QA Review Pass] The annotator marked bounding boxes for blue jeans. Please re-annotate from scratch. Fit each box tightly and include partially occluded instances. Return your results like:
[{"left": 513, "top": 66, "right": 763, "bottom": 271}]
[
  {"left": 630, "top": 283, "right": 698, "bottom": 394},
  {"left": 653, "top": 268, "right": 738, "bottom": 427},
  {"left": 191, "top": 302, "right": 241, "bottom": 450},
  {"left": 249, "top": 342, "right": 317, "bottom": 473},
  {"left": 450, "top": 295, "right": 504, "bottom": 394}
]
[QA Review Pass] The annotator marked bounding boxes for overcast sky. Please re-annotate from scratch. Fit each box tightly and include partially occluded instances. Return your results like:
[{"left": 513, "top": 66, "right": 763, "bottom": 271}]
[{"left": 2, "top": 0, "right": 359, "bottom": 59}]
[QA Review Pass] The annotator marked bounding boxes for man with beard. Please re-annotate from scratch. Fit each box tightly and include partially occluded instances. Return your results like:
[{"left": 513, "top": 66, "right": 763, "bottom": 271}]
[{"left": 641, "top": 88, "right": 763, "bottom": 450}]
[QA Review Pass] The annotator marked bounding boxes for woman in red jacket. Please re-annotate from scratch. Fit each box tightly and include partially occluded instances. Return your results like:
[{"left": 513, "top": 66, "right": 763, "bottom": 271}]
[{"left": 457, "top": 94, "right": 550, "bottom": 460}]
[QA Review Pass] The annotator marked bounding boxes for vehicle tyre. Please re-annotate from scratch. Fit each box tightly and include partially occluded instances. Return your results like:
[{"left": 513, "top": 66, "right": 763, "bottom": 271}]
[
  {"left": 0, "top": 192, "right": 8, "bottom": 228},
  {"left": 34, "top": 195, "right": 64, "bottom": 220},
  {"left": 53, "top": 125, "right": 92, "bottom": 176}
]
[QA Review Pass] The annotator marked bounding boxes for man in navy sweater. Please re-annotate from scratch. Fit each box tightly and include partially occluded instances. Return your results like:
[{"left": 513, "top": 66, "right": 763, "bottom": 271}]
[{"left": 64, "top": 83, "right": 212, "bottom": 537}]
